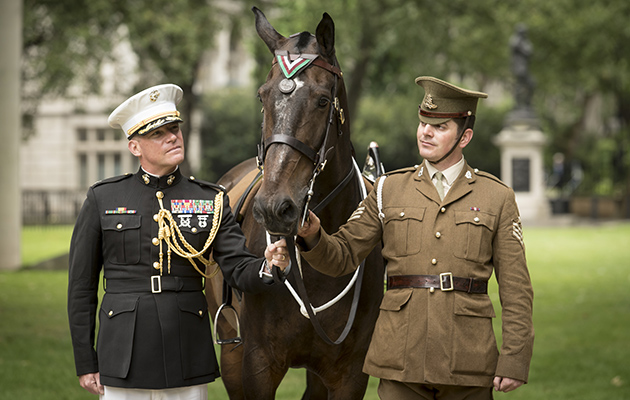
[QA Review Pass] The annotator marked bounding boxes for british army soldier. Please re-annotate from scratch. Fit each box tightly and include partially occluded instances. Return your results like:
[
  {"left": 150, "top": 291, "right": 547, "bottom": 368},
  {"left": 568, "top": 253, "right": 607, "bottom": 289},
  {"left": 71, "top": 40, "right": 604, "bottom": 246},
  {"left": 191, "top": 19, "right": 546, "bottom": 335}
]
[
  {"left": 67, "top": 84, "right": 288, "bottom": 399},
  {"left": 296, "top": 77, "right": 534, "bottom": 399}
]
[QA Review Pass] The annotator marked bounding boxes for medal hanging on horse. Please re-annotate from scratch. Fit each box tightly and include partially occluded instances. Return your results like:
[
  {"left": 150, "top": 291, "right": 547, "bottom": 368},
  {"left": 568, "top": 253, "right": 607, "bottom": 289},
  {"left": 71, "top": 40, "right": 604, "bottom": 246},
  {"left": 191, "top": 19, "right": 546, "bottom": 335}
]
[{"left": 274, "top": 50, "right": 317, "bottom": 93}]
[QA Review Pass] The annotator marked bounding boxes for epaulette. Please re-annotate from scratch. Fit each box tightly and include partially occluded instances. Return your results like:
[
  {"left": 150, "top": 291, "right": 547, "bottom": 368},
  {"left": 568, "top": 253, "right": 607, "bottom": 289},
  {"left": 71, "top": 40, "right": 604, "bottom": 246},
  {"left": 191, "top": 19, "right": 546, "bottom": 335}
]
[
  {"left": 383, "top": 165, "right": 418, "bottom": 176},
  {"left": 92, "top": 173, "right": 134, "bottom": 188},
  {"left": 188, "top": 176, "right": 226, "bottom": 192},
  {"left": 473, "top": 169, "right": 508, "bottom": 188}
]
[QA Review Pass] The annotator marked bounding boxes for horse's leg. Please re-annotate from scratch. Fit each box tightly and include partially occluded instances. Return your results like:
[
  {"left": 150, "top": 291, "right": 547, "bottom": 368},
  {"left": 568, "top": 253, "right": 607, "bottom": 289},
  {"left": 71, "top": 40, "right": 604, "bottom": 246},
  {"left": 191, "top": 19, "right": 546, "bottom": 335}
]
[
  {"left": 219, "top": 342, "right": 245, "bottom": 399},
  {"left": 241, "top": 344, "right": 287, "bottom": 400},
  {"left": 301, "top": 370, "right": 329, "bottom": 400}
]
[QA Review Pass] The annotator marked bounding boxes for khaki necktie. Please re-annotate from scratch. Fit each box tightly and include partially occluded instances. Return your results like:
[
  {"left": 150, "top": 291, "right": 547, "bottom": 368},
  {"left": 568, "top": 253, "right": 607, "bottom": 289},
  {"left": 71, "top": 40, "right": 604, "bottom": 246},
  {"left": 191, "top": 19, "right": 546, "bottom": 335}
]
[{"left": 434, "top": 171, "right": 445, "bottom": 200}]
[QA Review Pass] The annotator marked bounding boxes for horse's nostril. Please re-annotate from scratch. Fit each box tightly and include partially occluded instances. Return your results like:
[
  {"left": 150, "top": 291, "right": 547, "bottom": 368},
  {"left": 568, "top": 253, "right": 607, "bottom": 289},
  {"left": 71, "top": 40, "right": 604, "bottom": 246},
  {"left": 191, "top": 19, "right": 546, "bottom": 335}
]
[{"left": 276, "top": 199, "right": 298, "bottom": 221}]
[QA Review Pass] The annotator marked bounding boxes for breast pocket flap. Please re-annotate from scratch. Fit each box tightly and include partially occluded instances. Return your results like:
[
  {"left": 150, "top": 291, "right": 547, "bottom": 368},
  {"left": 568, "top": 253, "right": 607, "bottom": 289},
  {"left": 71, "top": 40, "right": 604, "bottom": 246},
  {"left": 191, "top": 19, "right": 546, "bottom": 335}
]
[
  {"left": 454, "top": 211, "right": 495, "bottom": 231},
  {"left": 101, "top": 214, "right": 141, "bottom": 231}
]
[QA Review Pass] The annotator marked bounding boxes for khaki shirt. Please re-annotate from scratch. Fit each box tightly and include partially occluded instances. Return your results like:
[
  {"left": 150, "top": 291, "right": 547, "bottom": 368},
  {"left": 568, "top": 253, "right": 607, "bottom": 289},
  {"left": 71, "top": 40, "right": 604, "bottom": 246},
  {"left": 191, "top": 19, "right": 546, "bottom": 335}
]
[{"left": 301, "top": 160, "right": 534, "bottom": 387}]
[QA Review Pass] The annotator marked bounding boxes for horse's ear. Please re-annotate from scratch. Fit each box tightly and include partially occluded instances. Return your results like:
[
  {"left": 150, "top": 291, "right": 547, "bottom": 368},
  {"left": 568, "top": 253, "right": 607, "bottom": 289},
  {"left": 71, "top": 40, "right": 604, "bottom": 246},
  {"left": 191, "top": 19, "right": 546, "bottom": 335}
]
[
  {"left": 315, "top": 12, "right": 335, "bottom": 60},
  {"left": 253, "top": 6, "right": 286, "bottom": 55}
]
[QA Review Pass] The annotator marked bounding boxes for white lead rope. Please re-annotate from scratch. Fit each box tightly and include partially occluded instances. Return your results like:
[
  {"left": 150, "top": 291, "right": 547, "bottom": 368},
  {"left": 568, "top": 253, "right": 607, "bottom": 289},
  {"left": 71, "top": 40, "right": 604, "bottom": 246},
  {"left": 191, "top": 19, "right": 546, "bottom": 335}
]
[{"left": 269, "top": 158, "right": 367, "bottom": 319}]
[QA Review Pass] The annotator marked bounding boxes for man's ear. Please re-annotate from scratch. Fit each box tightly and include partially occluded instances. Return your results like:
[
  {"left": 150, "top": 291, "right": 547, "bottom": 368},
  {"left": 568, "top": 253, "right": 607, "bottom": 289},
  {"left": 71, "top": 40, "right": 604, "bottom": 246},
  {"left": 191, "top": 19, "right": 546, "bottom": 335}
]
[
  {"left": 128, "top": 139, "right": 142, "bottom": 157},
  {"left": 459, "top": 128, "right": 474, "bottom": 148}
]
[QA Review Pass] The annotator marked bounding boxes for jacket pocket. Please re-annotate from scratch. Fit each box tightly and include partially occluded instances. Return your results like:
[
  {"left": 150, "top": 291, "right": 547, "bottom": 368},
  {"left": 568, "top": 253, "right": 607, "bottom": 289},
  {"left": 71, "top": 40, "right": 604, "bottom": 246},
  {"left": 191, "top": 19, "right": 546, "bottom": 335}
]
[
  {"left": 102, "top": 215, "right": 142, "bottom": 264},
  {"left": 177, "top": 293, "right": 216, "bottom": 379},
  {"left": 97, "top": 294, "right": 139, "bottom": 378},
  {"left": 383, "top": 207, "right": 425, "bottom": 256},
  {"left": 451, "top": 293, "right": 498, "bottom": 375},
  {"left": 366, "top": 289, "right": 413, "bottom": 371},
  {"left": 453, "top": 211, "right": 495, "bottom": 263}
]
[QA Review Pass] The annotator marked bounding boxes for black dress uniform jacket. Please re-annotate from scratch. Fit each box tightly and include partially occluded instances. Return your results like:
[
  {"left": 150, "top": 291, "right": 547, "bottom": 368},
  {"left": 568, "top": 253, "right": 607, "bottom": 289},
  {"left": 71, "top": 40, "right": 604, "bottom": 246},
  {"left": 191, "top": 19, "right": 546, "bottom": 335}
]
[
  {"left": 68, "top": 168, "right": 270, "bottom": 389},
  {"left": 301, "top": 160, "right": 534, "bottom": 387}
]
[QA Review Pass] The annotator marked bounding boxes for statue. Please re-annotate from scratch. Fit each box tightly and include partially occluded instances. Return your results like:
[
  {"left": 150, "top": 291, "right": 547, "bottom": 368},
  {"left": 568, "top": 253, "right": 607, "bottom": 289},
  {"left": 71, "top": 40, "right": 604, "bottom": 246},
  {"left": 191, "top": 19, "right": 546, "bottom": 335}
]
[{"left": 510, "top": 24, "right": 535, "bottom": 110}]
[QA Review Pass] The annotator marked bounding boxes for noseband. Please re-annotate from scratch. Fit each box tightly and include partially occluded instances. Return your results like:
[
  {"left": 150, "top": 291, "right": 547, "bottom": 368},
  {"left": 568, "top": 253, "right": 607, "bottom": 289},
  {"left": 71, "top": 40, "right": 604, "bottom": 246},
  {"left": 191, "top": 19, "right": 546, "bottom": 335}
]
[{"left": 257, "top": 50, "right": 345, "bottom": 222}]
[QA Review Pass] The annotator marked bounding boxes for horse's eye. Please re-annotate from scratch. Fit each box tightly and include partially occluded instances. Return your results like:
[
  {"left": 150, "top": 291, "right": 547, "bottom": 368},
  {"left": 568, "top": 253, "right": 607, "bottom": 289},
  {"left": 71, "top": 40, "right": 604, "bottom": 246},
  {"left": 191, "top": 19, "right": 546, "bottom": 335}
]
[
  {"left": 257, "top": 93, "right": 262, "bottom": 103},
  {"left": 319, "top": 97, "right": 330, "bottom": 108}
]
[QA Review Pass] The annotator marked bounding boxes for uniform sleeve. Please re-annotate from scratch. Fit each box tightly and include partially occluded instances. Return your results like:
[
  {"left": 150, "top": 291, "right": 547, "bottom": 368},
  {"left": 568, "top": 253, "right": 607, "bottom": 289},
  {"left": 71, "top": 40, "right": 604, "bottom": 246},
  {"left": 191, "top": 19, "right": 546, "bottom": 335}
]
[
  {"left": 492, "top": 188, "right": 534, "bottom": 382},
  {"left": 210, "top": 195, "right": 273, "bottom": 293},
  {"left": 67, "top": 188, "right": 103, "bottom": 376},
  {"left": 301, "top": 180, "right": 384, "bottom": 277}
]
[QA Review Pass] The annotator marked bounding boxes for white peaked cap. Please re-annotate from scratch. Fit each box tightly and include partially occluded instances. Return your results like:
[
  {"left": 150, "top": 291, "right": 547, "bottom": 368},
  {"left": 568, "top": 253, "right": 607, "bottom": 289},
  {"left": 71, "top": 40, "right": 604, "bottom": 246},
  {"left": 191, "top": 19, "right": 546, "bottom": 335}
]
[{"left": 108, "top": 84, "right": 184, "bottom": 138}]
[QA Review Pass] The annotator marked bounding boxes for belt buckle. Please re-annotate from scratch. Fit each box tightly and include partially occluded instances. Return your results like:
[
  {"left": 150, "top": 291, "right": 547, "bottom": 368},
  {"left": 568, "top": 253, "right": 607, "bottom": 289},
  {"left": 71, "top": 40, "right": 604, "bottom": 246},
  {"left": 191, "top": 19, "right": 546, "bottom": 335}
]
[
  {"left": 151, "top": 275, "right": 162, "bottom": 293},
  {"left": 439, "top": 272, "right": 454, "bottom": 291}
]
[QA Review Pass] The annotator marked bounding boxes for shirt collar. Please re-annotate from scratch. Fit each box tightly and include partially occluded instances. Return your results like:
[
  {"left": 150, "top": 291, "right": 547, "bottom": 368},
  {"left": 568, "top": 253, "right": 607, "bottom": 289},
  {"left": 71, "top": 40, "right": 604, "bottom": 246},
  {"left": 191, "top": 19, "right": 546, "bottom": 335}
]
[{"left": 425, "top": 156, "right": 465, "bottom": 186}]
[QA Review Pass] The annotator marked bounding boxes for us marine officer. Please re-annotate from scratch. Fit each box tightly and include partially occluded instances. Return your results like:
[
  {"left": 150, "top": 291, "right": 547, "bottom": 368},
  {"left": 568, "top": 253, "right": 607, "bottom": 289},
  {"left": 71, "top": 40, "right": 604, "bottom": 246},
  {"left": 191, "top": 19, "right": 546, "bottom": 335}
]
[
  {"left": 296, "top": 77, "right": 534, "bottom": 399},
  {"left": 67, "top": 84, "right": 288, "bottom": 399}
]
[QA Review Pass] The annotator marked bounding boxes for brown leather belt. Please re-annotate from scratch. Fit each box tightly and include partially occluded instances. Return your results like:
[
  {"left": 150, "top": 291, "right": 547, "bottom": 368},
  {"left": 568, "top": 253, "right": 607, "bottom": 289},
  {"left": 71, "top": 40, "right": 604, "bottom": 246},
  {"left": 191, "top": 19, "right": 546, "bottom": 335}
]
[{"left": 387, "top": 274, "right": 488, "bottom": 294}]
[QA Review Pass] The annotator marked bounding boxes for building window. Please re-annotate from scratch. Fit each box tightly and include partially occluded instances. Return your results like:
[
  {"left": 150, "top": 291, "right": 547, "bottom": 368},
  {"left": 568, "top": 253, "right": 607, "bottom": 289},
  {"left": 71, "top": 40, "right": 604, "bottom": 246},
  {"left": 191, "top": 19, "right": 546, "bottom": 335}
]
[{"left": 77, "top": 127, "right": 130, "bottom": 189}]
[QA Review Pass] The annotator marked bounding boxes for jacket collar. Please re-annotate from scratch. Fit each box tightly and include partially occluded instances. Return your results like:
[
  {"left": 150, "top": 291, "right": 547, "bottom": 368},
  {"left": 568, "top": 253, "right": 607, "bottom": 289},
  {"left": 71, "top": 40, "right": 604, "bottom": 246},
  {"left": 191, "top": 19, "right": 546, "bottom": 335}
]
[
  {"left": 135, "top": 166, "right": 183, "bottom": 189},
  {"left": 415, "top": 160, "right": 476, "bottom": 204}
]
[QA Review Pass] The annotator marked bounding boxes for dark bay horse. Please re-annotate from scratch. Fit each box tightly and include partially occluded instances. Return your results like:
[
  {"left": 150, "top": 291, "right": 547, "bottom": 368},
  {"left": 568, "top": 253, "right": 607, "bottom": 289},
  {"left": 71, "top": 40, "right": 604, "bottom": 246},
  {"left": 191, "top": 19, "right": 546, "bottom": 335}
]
[{"left": 205, "top": 8, "right": 384, "bottom": 399}]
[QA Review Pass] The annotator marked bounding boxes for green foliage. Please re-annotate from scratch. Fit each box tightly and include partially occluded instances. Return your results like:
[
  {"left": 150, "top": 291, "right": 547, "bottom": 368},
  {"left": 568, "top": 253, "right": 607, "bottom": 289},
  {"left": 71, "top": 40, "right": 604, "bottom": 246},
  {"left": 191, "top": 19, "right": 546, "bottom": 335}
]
[
  {"left": 22, "top": 0, "right": 630, "bottom": 195},
  {"left": 198, "top": 87, "right": 262, "bottom": 182}
]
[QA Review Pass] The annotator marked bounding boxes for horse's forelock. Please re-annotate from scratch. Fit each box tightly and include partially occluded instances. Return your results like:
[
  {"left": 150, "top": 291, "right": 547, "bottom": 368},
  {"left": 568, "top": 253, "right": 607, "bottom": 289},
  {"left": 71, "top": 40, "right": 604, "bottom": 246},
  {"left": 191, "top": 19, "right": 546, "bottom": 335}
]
[{"left": 295, "top": 31, "right": 314, "bottom": 52}]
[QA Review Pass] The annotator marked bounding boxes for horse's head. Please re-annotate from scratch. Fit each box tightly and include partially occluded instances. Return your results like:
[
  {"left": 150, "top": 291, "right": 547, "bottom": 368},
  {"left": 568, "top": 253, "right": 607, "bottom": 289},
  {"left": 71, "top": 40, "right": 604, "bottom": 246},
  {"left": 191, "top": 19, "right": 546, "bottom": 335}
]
[{"left": 251, "top": 7, "right": 348, "bottom": 237}]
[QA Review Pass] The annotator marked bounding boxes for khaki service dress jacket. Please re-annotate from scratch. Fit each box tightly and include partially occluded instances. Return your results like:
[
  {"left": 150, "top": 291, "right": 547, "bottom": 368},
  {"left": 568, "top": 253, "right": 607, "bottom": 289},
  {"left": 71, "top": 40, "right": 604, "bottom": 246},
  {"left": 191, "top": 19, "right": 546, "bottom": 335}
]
[
  {"left": 68, "top": 168, "right": 272, "bottom": 389},
  {"left": 301, "top": 160, "right": 534, "bottom": 387}
]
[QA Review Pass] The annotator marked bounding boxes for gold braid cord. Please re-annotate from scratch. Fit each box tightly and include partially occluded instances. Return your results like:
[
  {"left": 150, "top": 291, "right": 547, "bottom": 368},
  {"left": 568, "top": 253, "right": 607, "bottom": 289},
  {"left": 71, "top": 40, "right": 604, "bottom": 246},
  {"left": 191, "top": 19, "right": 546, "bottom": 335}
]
[{"left": 155, "top": 191, "right": 223, "bottom": 278}]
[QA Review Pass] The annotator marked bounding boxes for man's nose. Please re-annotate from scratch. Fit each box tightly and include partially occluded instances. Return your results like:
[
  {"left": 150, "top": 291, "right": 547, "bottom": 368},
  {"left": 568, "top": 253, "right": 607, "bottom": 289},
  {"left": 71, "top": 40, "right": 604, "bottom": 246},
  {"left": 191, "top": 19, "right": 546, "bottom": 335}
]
[{"left": 422, "top": 124, "right": 433, "bottom": 136}]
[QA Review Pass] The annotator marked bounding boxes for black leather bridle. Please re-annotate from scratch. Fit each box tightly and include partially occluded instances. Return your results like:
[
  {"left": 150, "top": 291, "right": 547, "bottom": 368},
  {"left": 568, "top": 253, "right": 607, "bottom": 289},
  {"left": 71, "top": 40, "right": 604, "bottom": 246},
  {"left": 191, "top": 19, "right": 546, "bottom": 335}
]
[{"left": 258, "top": 51, "right": 365, "bottom": 345}]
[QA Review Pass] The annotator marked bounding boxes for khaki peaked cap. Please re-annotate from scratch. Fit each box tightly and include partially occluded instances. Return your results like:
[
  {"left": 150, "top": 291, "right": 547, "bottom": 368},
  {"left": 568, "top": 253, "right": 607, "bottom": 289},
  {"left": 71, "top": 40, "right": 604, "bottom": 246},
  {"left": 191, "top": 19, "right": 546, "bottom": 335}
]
[{"left": 416, "top": 76, "right": 488, "bottom": 125}]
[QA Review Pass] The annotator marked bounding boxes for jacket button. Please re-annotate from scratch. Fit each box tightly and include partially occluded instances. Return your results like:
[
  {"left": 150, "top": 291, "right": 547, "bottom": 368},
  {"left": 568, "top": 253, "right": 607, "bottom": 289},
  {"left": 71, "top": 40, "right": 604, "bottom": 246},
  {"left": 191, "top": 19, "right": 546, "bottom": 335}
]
[
  {"left": 116, "top": 223, "right": 123, "bottom": 229},
  {"left": 441, "top": 207, "right": 446, "bottom": 213},
  {"left": 198, "top": 310, "right": 203, "bottom": 316},
  {"left": 435, "top": 232, "right": 441, "bottom": 238},
  {"left": 429, "top": 287, "right": 435, "bottom": 293},
  {"left": 152, "top": 238, "right": 159, "bottom": 246},
  {"left": 192, "top": 227, "right": 198, "bottom": 233},
  {"left": 108, "top": 310, "right": 113, "bottom": 316},
  {"left": 474, "top": 217, "right": 480, "bottom": 222},
  {"left": 156, "top": 191, "right": 164, "bottom": 199},
  {"left": 431, "top": 258, "right": 437, "bottom": 265},
  {"left": 153, "top": 262, "right": 160, "bottom": 270},
  {"left": 399, "top": 212, "right": 405, "bottom": 217},
  {"left": 153, "top": 214, "right": 159, "bottom": 222}
]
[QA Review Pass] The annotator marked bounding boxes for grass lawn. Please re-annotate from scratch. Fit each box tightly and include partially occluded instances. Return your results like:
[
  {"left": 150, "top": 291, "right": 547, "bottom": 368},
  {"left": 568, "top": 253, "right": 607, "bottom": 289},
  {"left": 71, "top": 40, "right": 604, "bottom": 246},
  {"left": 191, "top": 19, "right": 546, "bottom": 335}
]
[{"left": 1, "top": 222, "right": 629, "bottom": 399}]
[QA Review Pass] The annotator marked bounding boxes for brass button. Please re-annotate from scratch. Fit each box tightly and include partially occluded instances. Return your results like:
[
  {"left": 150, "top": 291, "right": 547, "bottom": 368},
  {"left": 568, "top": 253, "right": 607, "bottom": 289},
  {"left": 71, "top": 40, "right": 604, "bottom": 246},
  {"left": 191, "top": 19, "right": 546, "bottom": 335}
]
[
  {"left": 116, "top": 223, "right": 123, "bottom": 229},
  {"left": 108, "top": 310, "right": 113, "bottom": 316},
  {"left": 198, "top": 310, "right": 203, "bottom": 316},
  {"left": 429, "top": 287, "right": 435, "bottom": 293},
  {"left": 153, "top": 214, "right": 159, "bottom": 222},
  {"left": 152, "top": 238, "right": 159, "bottom": 246},
  {"left": 153, "top": 262, "right": 160, "bottom": 270},
  {"left": 399, "top": 212, "right": 405, "bottom": 217},
  {"left": 474, "top": 217, "right": 480, "bottom": 223},
  {"left": 435, "top": 232, "right": 441, "bottom": 238},
  {"left": 441, "top": 207, "right": 446, "bottom": 213},
  {"left": 156, "top": 191, "right": 164, "bottom": 199},
  {"left": 191, "top": 227, "right": 198, "bottom": 233},
  {"left": 431, "top": 258, "right": 437, "bottom": 265}
]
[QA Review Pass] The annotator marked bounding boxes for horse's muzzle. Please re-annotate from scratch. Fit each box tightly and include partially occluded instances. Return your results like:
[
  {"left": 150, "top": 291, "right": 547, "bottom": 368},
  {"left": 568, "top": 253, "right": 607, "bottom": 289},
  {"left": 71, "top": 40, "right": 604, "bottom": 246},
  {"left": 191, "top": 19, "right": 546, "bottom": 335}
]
[{"left": 252, "top": 195, "right": 301, "bottom": 236}]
